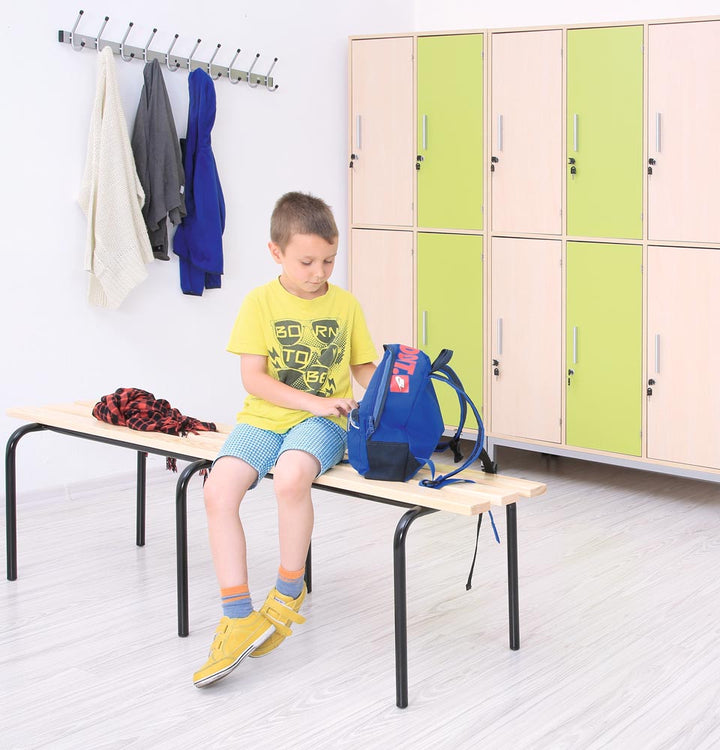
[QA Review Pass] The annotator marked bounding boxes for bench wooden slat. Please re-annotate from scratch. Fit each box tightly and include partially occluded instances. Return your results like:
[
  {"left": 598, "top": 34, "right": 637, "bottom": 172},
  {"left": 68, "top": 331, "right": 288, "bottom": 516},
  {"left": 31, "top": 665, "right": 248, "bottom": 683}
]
[
  {"left": 6, "top": 405, "right": 227, "bottom": 462},
  {"left": 7, "top": 403, "right": 547, "bottom": 517}
]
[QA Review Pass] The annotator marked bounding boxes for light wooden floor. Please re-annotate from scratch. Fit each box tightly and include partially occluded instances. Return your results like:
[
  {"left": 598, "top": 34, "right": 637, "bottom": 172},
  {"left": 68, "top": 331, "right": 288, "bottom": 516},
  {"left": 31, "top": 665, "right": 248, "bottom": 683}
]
[{"left": 2, "top": 447, "right": 720, "bottom": 750}]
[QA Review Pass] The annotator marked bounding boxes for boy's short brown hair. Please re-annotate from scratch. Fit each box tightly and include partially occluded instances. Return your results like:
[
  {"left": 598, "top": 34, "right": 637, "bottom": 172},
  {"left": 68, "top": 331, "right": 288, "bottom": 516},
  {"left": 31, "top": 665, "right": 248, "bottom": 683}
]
[{"left": 270, "top": 191, "right": 338, "bottom": 250}]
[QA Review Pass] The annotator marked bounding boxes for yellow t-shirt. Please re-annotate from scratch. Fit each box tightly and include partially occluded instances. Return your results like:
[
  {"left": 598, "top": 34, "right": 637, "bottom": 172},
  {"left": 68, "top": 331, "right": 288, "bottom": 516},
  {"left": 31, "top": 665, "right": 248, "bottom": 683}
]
[{"left": 227, "top": 278, "right": 377, "bottom": 432}]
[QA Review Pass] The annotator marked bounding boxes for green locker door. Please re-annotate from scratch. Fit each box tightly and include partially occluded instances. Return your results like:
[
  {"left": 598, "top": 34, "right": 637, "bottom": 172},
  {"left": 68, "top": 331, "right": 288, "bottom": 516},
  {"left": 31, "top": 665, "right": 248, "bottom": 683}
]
[
  {"left": 566, "top": 27, "right": 643, "bottom": 239},
  {"left": 566, "top": 242, "right": 642, "bottom": 455},
  {"left": 417, "top": 233, "right": 483, "bottom": 429},
  {"left": 417, "top": 35, "right": 483, "bottom": 231}
]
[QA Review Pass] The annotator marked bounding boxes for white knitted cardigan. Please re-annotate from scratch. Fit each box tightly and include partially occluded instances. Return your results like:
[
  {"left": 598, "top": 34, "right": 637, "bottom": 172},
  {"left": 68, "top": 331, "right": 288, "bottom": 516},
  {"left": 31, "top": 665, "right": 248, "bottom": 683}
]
[{"left": 79, "top": 46, "right": 153, "bottom": 309}]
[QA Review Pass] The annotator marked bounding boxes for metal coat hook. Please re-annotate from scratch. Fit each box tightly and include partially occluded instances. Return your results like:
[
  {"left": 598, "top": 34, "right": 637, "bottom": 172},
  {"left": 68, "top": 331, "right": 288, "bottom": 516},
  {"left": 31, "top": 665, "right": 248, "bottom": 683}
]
[
  {"left": 70, "top": 10, "right": 85, "bottom": 51},
  {"left": 265, "top": 57, "right": 278, "bottom": 91},
  {"left": 120, "top": 22, "right": 135, "bottom": 61},
  {"left": 247, "top": 53, "right": 260, "bottom": 87},
  {"left": 143, "top": 28, "right": 157, "bottom": 62},
  {"left": 188, "top": 38, "right": 202, "bottom": 70},
  {"left": 166, "top": 34, "right": 180, "bottom": 71},
  {"left": 228, "top": 49, "right": 242, "bottom": 83},
  {"left": 96, "top": 16, "right": 109, "bottom": 52},
  {"left": 208, "top": 43, "right": 222, "bottom": 78}
]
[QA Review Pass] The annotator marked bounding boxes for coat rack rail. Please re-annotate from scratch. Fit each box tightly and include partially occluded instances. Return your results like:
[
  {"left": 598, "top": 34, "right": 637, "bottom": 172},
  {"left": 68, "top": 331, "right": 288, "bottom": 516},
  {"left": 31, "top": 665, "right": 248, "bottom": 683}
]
[{"left": 58, "top": 11, "right": 278, "bottom": 90}]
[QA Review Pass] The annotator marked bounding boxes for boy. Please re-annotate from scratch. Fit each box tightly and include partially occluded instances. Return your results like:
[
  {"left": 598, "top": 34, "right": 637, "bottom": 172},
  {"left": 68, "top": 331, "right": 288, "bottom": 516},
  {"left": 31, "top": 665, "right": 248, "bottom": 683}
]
[{"left": 194, "top": 192, "right": 377, "bottom": 687}]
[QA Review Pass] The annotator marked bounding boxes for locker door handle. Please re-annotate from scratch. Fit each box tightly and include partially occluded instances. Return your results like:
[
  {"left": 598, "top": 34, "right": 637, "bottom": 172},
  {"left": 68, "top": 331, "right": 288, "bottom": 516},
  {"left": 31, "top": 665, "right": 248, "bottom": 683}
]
[
  {"left": 655, "top": 112, "right": 662, "bottom": 153},
  {"left": 573, "top": 114, "right": 579, "bottom": 152},
  {"left": 356, "top": 115, "right": 362, "bottom": 150},
  {"left": 422, "top": 311, "right": 428, "bottom": 346},
  {"left": 497, "top": 318, "right": 503, "bottom": 355},
  {"left": 654, "top": 334, "right": 660, "bottom": 373},
  {"left": 572, "top": 326, "right": 578, "bottom": 364},
  {"left": 422, "top": 114, "right": 428, "bottom": 150},
  {"left": 497, "top": 114, "right": 503, "bottom": 152}
]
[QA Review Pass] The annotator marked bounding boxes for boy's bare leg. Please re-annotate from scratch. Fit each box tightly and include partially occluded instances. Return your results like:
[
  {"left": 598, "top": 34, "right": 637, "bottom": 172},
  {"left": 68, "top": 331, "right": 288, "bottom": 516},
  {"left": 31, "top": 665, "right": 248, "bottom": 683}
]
[
  {"left": 272, "top": 449, "right": 319, "bottom": 571},
  {"left": 203, "top": 456, "right": 258, "bottom": 588}
]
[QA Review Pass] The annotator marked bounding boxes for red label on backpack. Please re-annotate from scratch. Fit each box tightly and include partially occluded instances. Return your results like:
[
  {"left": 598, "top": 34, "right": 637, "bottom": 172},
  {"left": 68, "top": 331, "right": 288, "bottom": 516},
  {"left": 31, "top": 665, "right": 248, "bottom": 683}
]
[
  {"left": 390, "top": 374, "right": 410, "bottom": 393},
  {"left": 390, "top": 346, "right": 420, "bottom": 393}
]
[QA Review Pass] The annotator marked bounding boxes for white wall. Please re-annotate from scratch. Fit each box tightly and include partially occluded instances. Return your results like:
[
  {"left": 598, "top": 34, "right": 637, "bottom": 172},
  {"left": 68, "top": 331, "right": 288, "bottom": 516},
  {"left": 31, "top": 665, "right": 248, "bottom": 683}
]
[
  {"left": 413, "top": 0, "right": 720, "bottom": 29},
  {"left": 1, "top": 0, "right": 413, "bottom": 493}
]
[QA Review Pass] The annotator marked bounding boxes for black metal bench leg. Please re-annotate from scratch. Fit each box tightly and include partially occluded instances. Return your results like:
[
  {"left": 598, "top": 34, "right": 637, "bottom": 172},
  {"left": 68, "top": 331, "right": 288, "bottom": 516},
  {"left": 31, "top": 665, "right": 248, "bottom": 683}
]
[
  {"left": 136, "top": 451, "right": 147, "bottom": 547},
  {"left": 304, "top": 542, "right": 312, "bottom": 594},
  {"left": 506, "top": 502, "right": 520, "bottom": 650},
  {"left": 393, "top": 505, "right": 437, "bottom": 709},
  {"left": 176, "top": 459, "right": 211, "bottom": 637},
  {"left": 5, "top": 423, "right": 46, "bottom": 581}
]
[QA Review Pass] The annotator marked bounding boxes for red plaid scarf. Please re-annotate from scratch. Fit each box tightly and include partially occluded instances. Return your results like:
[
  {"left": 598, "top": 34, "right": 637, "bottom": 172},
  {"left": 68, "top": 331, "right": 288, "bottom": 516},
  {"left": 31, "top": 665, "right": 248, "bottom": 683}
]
[{"left": 92, "top": 387, "right": 217, "bottom": 437}]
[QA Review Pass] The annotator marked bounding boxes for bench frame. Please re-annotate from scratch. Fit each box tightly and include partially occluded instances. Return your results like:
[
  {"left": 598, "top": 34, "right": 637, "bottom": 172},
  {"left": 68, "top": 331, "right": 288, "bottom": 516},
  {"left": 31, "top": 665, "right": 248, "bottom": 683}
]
[{"left": 6, "top": 419, "right": 522, "bottom": 709}]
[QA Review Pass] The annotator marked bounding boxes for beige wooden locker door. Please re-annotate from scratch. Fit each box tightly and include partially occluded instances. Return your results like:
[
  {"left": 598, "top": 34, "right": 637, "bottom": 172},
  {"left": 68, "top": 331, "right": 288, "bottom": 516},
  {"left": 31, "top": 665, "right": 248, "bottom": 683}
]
[
  {"left": 350, "top": 229, "right": 414, "bottom": 361},
  {"left": 490, "top": 237, "right": 562, "bottom": 442},
  {"left": 350, "top": 38, "right": 414, "bottom": 227},
  {"left": 648, "top": 21, "right": 720, "bottom": 244},
  {"left": 647, "top": 245, "right": 720, "bottom": 469},
  {"left": 490, "top": 30, "right": 563, "bottom": 235}
]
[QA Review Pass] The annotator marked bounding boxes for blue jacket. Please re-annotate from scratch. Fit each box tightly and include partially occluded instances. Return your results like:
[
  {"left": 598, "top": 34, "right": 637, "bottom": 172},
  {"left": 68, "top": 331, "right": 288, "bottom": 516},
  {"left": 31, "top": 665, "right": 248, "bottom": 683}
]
[{"left": 173, "top": 68, "right": 226, "bottom": 295}]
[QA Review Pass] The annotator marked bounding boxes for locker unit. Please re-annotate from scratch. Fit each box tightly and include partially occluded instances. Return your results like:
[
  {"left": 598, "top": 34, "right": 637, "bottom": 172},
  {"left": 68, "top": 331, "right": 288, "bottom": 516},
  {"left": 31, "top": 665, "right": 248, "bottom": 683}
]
[
  {"left": 566, "top": 242, "right": 642, "bottom": 456},
  {"left": 350, "top": 37, "right": 414, "bottom": 227},
  {"left": 647, "top": 246, "right": 720, "bottom": 470},
  {"left": 416, "top": 34, "right": 484, "bottom": 231},
  {"left": 566, "top": 26, "right": 643, "bottom": 240},
  {"left": 417, "top": 233, "right": 483, "bottom": 427},
  {"left": 490, "top": 237, "right": 562, "bottom": 442},
  {"left": 490, "top": 29, "right": 563, "bottom": 235},
  {"left": 647, "top": 21, "right": 720, "bottom": 244},
  {"left": 350, "top": 228, "right": 414, "bottom": 361}
]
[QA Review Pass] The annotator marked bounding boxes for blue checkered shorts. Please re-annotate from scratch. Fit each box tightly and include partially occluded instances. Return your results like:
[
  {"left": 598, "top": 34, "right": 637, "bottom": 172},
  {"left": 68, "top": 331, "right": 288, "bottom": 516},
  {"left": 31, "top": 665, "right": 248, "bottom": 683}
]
[{"left": 215, "top": 417, "right": 347, "bottom": 487}]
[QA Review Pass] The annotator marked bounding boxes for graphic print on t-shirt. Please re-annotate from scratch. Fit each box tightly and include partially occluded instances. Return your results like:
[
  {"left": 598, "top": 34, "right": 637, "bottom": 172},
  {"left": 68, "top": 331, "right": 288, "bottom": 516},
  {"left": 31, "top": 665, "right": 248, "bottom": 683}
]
[{"left": 269, "top": 318, "right": 347, "bottom": 396}]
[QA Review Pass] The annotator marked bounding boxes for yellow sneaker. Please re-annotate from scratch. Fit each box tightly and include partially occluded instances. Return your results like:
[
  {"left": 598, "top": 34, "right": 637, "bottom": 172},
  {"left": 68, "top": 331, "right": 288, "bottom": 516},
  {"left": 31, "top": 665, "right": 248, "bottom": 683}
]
[
  {"left": 193, "top": 612, "right": 275, "bottom": 687},
  {"left": 250, "top": 585, "right": 307, "bottom": 658}
]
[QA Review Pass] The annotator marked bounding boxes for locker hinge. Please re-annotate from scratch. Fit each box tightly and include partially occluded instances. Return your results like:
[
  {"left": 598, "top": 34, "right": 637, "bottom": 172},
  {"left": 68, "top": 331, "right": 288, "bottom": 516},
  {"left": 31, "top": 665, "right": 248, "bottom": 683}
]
[
  {"left": 641, "top": 44, "right": 644, "bottom": 53},
  {"left": 481, "top": 50, "right": 484, "bottom": 59},
  {"left": 559, "top": 257, "right": 563, "bottom": 267},
  {"left": 481, "top": 204, "right": 484, "bottom": 214},
  {"left": 560, "top": 208, "right": 563, "bottom": 218},
  {"left": 559, "top": 418, "right": 562, "bottom": 426},
  {"left": 641, "top": 212, "right": 644, "bottom": 221}
]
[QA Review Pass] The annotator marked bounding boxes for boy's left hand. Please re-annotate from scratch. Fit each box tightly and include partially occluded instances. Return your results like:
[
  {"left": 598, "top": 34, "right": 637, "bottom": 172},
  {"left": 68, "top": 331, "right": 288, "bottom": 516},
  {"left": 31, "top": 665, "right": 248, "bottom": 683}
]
[{"left": 312, "top": 396, "right": 358, "bottom": 418}]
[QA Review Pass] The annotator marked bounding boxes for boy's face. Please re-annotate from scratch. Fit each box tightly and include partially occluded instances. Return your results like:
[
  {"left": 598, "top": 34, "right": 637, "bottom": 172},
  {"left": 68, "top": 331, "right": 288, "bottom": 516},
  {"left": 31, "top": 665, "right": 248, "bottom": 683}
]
[{"left": 269, "top": 233, "right": 338, "bottom": 300}]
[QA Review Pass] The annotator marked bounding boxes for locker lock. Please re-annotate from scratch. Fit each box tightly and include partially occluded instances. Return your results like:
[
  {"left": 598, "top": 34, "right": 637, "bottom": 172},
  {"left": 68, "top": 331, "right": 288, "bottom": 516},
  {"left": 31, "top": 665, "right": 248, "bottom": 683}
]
[
  {"left": 567, "top": 368, "right": 575, "bottom": 386},
  {"left": 568, "top": 157, "right": 576, "bottom": 165},
  {"left": 416, "top": 154, "right": 424, "bottom": 170},
  {"left": 647, "top": 378, "right": 656, "bottom": 396},
  {"left": 492, "top": 358, "right": 500, "bottom": 376},
  {"left": 648, "top": 157, "right": 656, "bottom": 176},
  {"left": 349, "top": 153, "right": 358, "bottom": 169},
  {"left": 491, "top": 156, "right": 499, "bottom": 172}
]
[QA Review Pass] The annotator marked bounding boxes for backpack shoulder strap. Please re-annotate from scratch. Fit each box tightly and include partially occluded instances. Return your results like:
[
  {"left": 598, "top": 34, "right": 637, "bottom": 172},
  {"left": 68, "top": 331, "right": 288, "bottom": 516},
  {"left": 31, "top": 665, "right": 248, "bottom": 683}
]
[{"left": 420, "top": 372, "right": 484, "bottom": 489}]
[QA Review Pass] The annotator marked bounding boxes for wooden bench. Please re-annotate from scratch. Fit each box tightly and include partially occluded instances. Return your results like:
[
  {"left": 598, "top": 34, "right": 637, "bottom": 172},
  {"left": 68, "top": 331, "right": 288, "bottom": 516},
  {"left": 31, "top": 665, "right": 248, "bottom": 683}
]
[{"left": 5, "top": 401, "right": 546, "bottom": 708}]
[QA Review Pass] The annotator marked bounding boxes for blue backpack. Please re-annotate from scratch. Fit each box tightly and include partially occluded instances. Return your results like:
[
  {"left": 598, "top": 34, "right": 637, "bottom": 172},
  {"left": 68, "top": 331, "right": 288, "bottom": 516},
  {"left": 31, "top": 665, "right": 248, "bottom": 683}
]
[{"left": 347, "top": 344, "right": 494, "bottom": 488}]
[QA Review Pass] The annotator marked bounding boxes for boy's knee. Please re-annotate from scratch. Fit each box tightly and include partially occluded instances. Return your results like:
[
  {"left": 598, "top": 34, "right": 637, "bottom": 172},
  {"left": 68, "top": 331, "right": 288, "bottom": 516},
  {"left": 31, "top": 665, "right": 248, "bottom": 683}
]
[
  {"left": 203, "top": 473, "right": 244, "bottom": 515},
  {"left": 273, "top": 454, "right": 318, "bottom": 501}
]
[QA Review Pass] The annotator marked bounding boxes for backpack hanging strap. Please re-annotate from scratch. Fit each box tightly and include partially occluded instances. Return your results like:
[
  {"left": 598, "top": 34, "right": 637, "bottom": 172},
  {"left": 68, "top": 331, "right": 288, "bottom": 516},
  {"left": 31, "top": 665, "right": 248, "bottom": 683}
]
[{"left": 466, "top": 510, "right": 501, "bottom": 590}]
